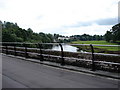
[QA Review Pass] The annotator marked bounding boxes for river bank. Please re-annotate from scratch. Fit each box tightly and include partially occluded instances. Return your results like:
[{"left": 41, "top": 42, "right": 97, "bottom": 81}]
[{"left": 71, "top": 40, "right": 120, "bottom": 54}]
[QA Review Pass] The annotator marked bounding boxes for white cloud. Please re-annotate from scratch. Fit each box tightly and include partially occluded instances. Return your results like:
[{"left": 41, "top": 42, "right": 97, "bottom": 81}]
[
  {"left": 62, "top": 24, "right": 113, "bottom": 36},
  {"left": 0, "top": 0, "right": 119, "bottom": 36}
]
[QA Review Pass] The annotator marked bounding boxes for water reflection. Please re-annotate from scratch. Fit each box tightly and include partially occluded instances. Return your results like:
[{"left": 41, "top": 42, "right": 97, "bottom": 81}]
[{"left": 52, "top": 44, "right": 79, "bottom": 52}]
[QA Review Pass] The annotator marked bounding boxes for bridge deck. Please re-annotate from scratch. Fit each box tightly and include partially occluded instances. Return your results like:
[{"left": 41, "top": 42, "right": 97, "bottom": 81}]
[{"left": 2, "top": 55, "right": 119, "bottom": 88}]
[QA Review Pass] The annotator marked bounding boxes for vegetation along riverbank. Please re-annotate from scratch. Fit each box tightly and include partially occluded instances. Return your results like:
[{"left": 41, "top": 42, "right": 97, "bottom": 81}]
[{"left": 71, "top": 40, "right": 120, "bottom": 54}]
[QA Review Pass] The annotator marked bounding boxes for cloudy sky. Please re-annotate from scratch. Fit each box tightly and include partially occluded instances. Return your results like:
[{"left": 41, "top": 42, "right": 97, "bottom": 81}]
[{"left": 0, "top": 0, "right": 119, "bottom": 36}]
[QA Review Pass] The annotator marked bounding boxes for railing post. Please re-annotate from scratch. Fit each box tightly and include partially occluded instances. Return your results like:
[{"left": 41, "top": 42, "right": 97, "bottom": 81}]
[
  {"left": 90, "top": 44, "right": 95, "bottom": 71},
  {"left": 13, "top": 43, "right": 17, "bottom": 56},
  {"left": 5, "top": 44, "right": 8, "bottom": 54},
  {"left": 59, "top": 43, "right": 65, "bottom": 66},
  {"left": 38, "top": 43, "right": 44, "bottom": 61},
  {"left": 23, "top": 43, "right": 28, "bottom": 58}
]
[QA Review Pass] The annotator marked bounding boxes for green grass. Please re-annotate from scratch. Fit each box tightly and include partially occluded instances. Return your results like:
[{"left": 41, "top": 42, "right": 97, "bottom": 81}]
[
  {"left": 72, "top": 40, "right": 118, "bottom": 45},
  {"left": 71, "top": 40, "right": 119, "bottom": 52}
]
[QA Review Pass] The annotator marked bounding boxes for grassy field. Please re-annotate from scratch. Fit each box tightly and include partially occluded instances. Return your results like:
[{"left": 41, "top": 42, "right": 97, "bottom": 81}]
[
  {"left": 72, "top": 40, "right": 118, "bottom": 45},
  {"left": 71, "top": 40, "right": 119, "bottom": 52}
]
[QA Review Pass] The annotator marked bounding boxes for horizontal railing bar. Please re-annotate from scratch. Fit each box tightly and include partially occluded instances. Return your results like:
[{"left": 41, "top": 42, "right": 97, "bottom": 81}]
[
  {"left": 2, "top": 46, "right": 120, "bottom": 56},
  {"left": 94, "top": 61, "right": 120, "bottom": 65},
  {"left": 1, "top": 42, "right": 120, "bottom": 47},
  {"left": 2, "top": 49, "right": 120, "bottom": 66},
  {"left": 1, "top": 42, "right": 60, "bottom": 45}
]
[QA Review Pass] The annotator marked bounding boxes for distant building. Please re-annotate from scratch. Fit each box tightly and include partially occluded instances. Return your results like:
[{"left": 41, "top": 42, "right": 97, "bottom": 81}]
[{"left": 58, "top": 37, "right": 69, "bottom": 40}]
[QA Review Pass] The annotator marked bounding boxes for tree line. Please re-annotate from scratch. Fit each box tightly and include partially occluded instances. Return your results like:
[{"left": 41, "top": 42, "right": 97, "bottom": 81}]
[
  {"left": 69, "top": 34, "right": 104, "bottom": 41},
  {"left": 104, "top": 23, "right": 120, "bottom": 43},
  {"left": 2, "top": 21, "right": 54, "bottom": 43},
  {"left": 1, "top": 21, "right": 120, "bottom": 43}
]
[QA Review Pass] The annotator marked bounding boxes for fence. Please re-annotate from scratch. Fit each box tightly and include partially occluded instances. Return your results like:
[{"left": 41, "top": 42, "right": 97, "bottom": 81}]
[{"left": 1, "top": 42, "right": 120, "bottom": 72}]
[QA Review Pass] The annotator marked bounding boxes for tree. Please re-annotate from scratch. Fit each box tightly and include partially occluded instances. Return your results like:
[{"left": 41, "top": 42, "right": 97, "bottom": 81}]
[
  {"left": 112, "top": 23, "right": 120, "bottom": 42},
  {"left": 104, "top": 31, "right": 112, "bottom": 42},
  {"left": 105, "top": 23, "right": 120, "bottom": 42},
  {"left": 2, "top": 21, "right": 54, "bottom": 43}
]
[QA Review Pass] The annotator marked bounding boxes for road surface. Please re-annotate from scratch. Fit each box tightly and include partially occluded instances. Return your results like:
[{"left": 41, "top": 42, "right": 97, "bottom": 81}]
[{"left": 2, "top": 55, "right": 119, "bottom": 88}]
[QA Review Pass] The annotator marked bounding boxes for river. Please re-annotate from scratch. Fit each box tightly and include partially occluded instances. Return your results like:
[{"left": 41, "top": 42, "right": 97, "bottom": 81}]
[{"left": 52, "top": 44, "right": 79, "bottom": 52}]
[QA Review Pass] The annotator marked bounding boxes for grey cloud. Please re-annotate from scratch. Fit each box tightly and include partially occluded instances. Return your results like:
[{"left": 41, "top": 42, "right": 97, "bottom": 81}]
[
  {"left": 95, "top": 18, "right": 117, "bottom": 25},
  {"left": 63, "top": 17, "right": 117, "bottom": 28},
  {"left": 63, "top": 22, "right": 92, "bottom": 28}
]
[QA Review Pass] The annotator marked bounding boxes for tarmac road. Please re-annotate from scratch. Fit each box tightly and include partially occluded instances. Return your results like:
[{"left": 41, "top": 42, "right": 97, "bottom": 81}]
[{"left": 2, "top": 55, "right": 119, "bottom": 88}]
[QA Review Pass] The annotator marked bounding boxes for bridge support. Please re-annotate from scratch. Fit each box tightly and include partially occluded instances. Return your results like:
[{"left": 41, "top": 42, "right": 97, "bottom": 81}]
[
  {"left": 90, "top": 44, "right": 95, "bottom": 71},
  {"left": 59, "top": 43, "right": 65, "bottom": 66},
  {"left": 23, "top": 43, "right": 28, "bottom": 58},
  {"left": 13, "top": 44, "right": 17, "bottom": 56},
  {"left": 5, "top": 44, "right": 8, "bottom": 55},
  {"left": 38, "top": 43, "right": 44, "bottom": 61}
]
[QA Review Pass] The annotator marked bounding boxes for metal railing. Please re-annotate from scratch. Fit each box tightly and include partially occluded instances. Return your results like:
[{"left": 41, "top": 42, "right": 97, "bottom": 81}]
[
  {"left": 1, "top": 42, "right": 66, "bottom": 66},
  {"left": 1, "top": 42, "right": 120, "bottom": 72}
]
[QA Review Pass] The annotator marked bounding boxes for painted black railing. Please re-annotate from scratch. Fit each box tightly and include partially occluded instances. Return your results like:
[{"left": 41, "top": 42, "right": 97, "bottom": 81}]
[{"left": 1, "top": 42, "right": 120, "bottom": 72}]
